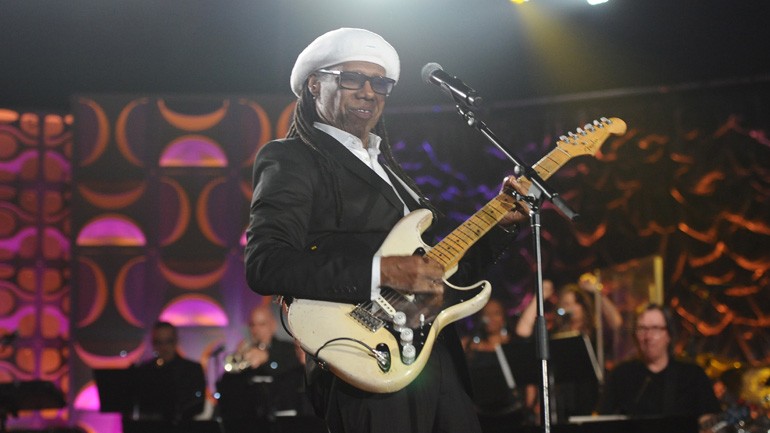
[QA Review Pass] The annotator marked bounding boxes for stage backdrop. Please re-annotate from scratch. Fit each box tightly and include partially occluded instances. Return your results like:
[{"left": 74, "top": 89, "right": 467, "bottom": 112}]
[
  {"left": 0, "top": 109, "right": 72, "bottom": 429},
  {"left": 68, "top": 95, "right": 294, "bottom": 432}
]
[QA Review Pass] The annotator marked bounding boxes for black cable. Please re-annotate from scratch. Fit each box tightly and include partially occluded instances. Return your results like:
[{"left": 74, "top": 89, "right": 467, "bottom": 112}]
[
  {"left": 314, "top": 337, "right": 386, "bottom": 366},
  {"left": 279, "top": 300, "right": 388, "bottom": 367}
]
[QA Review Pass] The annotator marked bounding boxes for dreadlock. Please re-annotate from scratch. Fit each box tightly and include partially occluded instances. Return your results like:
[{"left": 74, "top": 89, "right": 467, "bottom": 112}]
[
  {"left": 286, "top": 84, "right": 346, "bottom": 226},
  {"left": 286, "top": 80, "right": 439, "bottom": 226}
]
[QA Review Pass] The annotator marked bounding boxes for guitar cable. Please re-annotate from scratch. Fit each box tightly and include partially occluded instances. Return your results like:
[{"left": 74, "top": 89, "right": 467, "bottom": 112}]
[
  {"left": 278, "top": 298, "right": 389, "bottom": 369},
  {"left": 313, "top": 337, "right": 390, "bottom": 369}
]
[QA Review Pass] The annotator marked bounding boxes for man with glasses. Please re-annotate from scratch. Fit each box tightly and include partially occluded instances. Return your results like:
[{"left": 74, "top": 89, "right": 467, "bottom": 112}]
[
  {"left": 244, "top": 28, "right": 528, "bottom": 433},
  {"left": 598, "top": 304, "right": 719, "bottom": 427},
  {"left": 135, "top": 321, "right": 206, "bottom": 422}
]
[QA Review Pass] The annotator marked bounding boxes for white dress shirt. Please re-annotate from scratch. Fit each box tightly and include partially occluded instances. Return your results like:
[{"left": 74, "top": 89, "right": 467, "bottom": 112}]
[{"left": 314, "top": 123, "right": 414, "bottom": 300}]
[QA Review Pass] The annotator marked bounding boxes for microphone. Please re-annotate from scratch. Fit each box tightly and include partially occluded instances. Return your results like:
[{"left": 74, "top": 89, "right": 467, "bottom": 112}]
[
  {"left": 555, "top": 308, "right": 572, "bottom": 330},
  {"left": 421, "top": 63, "right": 482, "bottom": 107}
]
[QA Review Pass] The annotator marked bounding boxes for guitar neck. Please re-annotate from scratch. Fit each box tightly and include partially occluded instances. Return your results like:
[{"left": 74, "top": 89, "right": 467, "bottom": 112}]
[
  {"left": 426, "top": 117, "right": 623, "bottom": 272},
  {"left": 426, "top": 192, "right": 518, "bottom": 270},
  {"left": 425, "top": 148, "right": 559, "bottom": 270},
  {"left": 518, "top": 145, "right": 571, "bottom": 190}
]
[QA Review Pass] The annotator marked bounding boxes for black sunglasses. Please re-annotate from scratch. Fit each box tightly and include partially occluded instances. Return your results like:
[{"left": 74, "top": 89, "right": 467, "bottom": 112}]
[{"left": 317, "top": 69, "right": 396, "bottom": 96}]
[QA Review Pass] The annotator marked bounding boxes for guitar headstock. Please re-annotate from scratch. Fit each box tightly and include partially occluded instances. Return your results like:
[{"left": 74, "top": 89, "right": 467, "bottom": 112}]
[{"left": 556, "top": 117, "right": 627, "bottom": 157}]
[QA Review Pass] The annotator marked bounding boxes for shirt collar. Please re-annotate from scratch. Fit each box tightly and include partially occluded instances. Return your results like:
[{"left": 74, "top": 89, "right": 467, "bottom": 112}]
[{"left": 314, "top": 122, "right": 382, "bottom": 156}]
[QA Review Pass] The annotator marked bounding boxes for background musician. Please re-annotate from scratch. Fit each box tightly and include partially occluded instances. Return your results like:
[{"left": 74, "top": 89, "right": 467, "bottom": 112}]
[
  {"left": 464, "top": 298, "right": 526, "bottom": 430},
  {"left": 216, "top": 305, "right": 306, "bottom": 431},
  {"left": 135, "top": 321, "right": 206, "bottom": 422},
  {"left": 599, "top": 303, "right": 720, "bottom": 430},
  {"left": 515, "top": 277, "right": 623, "bottom": 421}
]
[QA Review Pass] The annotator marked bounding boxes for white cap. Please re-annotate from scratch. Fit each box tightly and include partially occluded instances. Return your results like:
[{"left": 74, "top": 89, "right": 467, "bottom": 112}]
[{"left": 290, "top": 28, "right": 400, "bottom": 97}]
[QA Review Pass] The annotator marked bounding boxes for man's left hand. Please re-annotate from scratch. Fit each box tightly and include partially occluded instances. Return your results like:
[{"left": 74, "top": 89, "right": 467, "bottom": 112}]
[{"left": 498, "top": 175, "right": 530, "bottom": 229}]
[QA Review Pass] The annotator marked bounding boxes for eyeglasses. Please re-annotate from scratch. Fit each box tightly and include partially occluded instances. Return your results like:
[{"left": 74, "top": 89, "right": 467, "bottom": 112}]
[
  {"left": 634, "top": 325, "right": 667, "bottom": 334},
  {"left": 317, "top": 69, "right": 396, "bottom": 96}
]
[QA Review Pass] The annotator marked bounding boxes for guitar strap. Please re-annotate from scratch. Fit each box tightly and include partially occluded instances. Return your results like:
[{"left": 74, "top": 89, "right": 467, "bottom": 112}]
[{"left": 381, "top": 163, "right": 422, "bottom": 212}]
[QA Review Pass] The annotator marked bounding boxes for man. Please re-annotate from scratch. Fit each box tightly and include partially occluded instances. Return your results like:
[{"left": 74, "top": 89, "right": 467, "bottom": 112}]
[
  {"left": 244, "top": 28, "right": 527, "bottom": 433},
  {"left": 599, "top": 304, "right": 719, "bottom": 425},
  {"left": 217, "top": 304, "right": 307, "bottom": 430},
  {"left": 230, "top": 304, "right": 300, "bottom": 376},
  {"left": 135, "top": 321, "right": 206, "bottom": 422}
]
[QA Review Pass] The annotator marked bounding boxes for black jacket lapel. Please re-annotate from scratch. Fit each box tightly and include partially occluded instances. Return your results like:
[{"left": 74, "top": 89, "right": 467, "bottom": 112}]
[{"left": 317, "top": 132, "right": 405, "bottom": 212}]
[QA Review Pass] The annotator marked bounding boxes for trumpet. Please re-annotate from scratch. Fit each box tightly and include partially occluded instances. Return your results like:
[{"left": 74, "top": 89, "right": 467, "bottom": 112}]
[
  {"left": 223, "top": 353, "right": 249, "bottom": 373},
  {"left": 223, "top": 341, "right": 268, "bottom": 373}
]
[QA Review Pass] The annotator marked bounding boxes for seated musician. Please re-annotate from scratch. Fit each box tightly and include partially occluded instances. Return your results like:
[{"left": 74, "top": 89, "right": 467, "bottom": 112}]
[
  {"left": 216, "top": 304, "right": 306, "bottom": 430},
  {"left": 599, "top": 303, "right": 720, "bottom": 430},
  {"left": 134, "top": 321, "right": 206, "bottom": 422}
]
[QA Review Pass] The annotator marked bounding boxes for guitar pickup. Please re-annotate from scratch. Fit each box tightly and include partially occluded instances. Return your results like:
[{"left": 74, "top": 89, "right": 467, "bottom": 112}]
[
  {"left": 349, "top": 305, "right": 385, "bottom": 332},
  {"left": 373, "top": 295, "right": 397, "bottom": 319}
]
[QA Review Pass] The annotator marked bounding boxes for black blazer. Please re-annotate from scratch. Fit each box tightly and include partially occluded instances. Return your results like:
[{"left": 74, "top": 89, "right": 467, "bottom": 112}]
[
  {"left": 244, "top": 131, "right": 517, "bottom": 393},
  {"left": 245, "top": 132, "right": 408, "bottom": 304}
]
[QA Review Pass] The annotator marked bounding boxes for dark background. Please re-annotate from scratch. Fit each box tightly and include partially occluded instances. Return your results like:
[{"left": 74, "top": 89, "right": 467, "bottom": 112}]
[{"left": 2, "top": 0, "right": 769, "bottom": 111}]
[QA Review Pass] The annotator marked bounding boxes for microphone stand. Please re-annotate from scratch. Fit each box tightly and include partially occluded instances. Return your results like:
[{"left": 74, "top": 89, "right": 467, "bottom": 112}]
[{"left": 453, "top": 101, "right": 579, "bottom": 433}]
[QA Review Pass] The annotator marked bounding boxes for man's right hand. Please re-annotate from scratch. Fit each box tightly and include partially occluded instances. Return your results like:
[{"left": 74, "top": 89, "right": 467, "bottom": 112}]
[{"left": 380, "top": 256, "right": 444, "bottom": 296}]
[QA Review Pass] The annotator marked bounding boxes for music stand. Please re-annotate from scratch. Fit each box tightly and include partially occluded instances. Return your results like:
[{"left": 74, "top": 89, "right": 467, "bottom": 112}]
[
  {"left": 503, "top": 334, "right": 602, "bottom": 386},
  {"left": 503, "top": 339, "right": 541, "bottom": 386},
  {"left": 548, "top": 332, "right": 603, "bottom": 423},
  {"left": 548, "top": 332, "right": 602, "bottom": 385},
  {"left": 93, "top": 368, "right": 138, "bottom": 416},
  {"left": 0, "top": 380, "right": 66, "bottom": 433},
  {"left": 504, "top": 333, "right": 603, "bottom": 423}
]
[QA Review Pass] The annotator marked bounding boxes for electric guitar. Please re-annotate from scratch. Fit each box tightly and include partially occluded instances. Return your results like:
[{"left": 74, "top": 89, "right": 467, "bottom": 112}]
[{"left": 287, "top": 117, "right": 627, "bottom": 393}]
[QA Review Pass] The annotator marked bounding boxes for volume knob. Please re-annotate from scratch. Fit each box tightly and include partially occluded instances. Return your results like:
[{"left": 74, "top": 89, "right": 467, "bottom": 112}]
[
  {"left": 401, "top": 343, "right": 416, "bottom": 365},
  {"left": 393, "top": 311, "right": 407, "bottom": 331},
  {"left": 400, "top": 328, "right": 414, "bottom": 345}
]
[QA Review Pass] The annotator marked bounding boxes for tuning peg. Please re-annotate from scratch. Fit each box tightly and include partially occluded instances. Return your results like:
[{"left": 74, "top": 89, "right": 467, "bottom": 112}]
[
  {"left": 584, "top": 123, "right": 595, "bottom": 132},
  {"left": 600, "top": 117, "right": 610, "bottom": 124},
  {"left": 559, "top": 135, "right": 568, "bottom": 142}
]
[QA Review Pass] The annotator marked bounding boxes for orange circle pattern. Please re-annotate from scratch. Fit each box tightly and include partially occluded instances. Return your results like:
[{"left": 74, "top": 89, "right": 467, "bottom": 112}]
[{"left": 2, "top": 97, "right": 294, "bottom": 432}]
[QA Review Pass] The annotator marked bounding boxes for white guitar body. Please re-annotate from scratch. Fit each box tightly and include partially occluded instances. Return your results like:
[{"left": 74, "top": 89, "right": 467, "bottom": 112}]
[
  {"left": 286, "top": 117, "right": 627, "bottom": 394},
  {"left": 287, "top": 209, "right": 491, "bottom": 393}
]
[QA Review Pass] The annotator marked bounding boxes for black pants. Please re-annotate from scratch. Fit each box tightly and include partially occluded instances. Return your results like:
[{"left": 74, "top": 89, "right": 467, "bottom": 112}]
[{"left": 323, "top": 341, "right": 482, "bottom": 433}]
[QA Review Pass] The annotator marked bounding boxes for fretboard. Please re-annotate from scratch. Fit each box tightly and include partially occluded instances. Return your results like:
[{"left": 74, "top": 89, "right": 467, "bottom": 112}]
[
  {"left": 423, "top": 117, "right": 622, "bottom": 271},
  {"left": 424, "top": 145, "right": 566, "bottom": 270}
]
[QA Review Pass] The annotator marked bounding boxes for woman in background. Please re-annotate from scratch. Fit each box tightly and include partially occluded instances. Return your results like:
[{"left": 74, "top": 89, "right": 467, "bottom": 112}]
[
  {"left": 464, "top": 299, "right": 526, "bottom": 430},
  {"left": 514, "top": 276, "right": 623, "bottom": 421}
]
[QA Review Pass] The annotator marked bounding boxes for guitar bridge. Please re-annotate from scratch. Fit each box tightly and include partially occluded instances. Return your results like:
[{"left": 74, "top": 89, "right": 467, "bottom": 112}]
[{"left": 349, "top": 305, "right": 385, "bottom": 332}]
